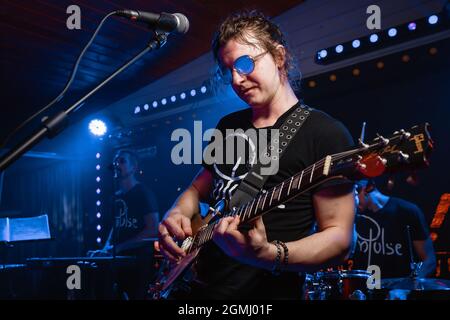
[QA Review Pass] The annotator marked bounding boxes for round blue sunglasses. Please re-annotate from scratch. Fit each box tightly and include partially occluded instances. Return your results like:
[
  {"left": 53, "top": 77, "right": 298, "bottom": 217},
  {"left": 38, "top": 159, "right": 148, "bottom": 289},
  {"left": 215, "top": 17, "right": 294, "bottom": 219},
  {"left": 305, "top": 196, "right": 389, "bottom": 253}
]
[{"left": 218, "top": 51, "right": 267, "bottom": 84}]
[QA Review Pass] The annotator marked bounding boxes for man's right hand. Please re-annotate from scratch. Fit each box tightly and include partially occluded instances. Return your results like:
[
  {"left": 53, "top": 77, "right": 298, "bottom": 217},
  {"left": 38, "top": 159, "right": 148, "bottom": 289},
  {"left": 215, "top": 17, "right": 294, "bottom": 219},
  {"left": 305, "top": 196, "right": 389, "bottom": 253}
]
[{"left": 158, "top": 208, "right": 193, "bottom": 262}]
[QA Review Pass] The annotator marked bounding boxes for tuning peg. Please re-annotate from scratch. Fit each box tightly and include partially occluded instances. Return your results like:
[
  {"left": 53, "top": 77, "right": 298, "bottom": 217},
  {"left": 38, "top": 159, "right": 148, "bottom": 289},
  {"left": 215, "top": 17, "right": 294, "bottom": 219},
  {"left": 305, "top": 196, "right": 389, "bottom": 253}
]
[
  {"left": 397, "top": 151, "right": 410, "bottom": 163},
  {"left": 380, "top": 157, "right": 388, "bottom": 165},
  {"left": 358, "top": 138, "right": 369, "bottom": 149},
  {"left": 376, "top": 134, "right": 389, "bottom": 146},
  {"left": 356, "top": 161, "right": 367, "bottom": 170},
  {"left": 387, "top": 176, "right": 395, "bottom": 190},
  {"left": 406, "top": 171, "right": 419, "bottom": 186},
  {"left": 400, "top": 129, "right": 411, "bottom": 139}
]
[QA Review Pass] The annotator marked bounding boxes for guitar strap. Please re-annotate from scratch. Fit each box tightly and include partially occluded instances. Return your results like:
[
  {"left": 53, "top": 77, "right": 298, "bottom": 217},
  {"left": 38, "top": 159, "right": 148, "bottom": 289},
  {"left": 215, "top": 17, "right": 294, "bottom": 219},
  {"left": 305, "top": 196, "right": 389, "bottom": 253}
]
[{"left": 229, "top": 103, "right": 312, "bottom": 209}]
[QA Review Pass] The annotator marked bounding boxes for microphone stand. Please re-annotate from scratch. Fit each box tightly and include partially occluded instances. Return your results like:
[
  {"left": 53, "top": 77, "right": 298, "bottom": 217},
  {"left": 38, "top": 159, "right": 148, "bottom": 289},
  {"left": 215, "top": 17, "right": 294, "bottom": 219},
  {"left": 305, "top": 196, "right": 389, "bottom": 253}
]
[
  {"left": 0, "top": 31, "right": 168, "bottom": 172},
  {"left": 406, "top": 225, "right": 419, "bottom": 278}
]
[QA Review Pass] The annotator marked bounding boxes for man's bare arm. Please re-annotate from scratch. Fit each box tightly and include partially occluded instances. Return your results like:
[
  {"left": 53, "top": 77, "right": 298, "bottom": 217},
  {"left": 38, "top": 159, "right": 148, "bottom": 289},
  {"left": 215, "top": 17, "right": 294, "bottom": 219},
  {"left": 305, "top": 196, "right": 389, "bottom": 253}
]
[
  {"left": 158, "top": 168, "right": 213, "bottom": 260},
  {"left": 257, "top": 183, "right": 356, "bottom": 272}
]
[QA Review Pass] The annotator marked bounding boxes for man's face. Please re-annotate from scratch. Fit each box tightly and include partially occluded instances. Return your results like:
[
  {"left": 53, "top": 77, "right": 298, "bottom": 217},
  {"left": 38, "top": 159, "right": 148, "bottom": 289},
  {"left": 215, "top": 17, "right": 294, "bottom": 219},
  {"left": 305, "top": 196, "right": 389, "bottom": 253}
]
[
  {"left": 218, "top": 35, "right": 283, "bottom": 108},
  {"left": 114, "top": 153, "right": 135, "bottom": 179}
]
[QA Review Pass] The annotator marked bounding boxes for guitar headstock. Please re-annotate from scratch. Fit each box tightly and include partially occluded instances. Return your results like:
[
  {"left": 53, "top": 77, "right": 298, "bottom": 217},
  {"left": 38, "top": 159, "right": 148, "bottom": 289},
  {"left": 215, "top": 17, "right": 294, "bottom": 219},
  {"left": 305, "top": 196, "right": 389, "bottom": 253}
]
[{"left": 332, "top": 123, "right": 433, "bottom": 181}]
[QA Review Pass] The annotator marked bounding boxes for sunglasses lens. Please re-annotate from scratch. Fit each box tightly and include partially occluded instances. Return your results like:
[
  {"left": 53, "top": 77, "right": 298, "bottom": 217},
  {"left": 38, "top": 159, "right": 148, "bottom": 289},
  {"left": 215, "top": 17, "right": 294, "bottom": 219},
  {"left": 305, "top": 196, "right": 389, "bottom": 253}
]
[{"left": 234, "top": 55, "right": 254, "bottom": 75}]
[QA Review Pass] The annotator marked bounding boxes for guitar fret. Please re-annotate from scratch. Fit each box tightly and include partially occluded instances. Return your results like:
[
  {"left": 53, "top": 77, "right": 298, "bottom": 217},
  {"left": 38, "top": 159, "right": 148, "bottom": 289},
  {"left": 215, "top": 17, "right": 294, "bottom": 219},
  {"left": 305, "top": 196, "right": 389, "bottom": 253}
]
[
  {"left": 256, "top": 195, "right": 262, "bottom": 213},
  {"left": 278, "top": 181, "right": 284, "bottom": 202},
  {"left": 293, "top": 175, "right": 300, "bottom": 190},
  {"left": 244, "top": 203, "right": 250, "bottom": 219},
  {"left": 309, "top": 163, "right": 315, "bottom": 183},
  {"left": 207, "top": 225, "right": 213, "bottom": 242},
  {"left": 248, "top": 199, "right": 255, "bottom": 219},
  {"left": 237, "top": 206, "right": 243, "bottom": 219},
  {"left": 262, "top": 192, "right": 268, "bottom": 211},
  {"left": 288, "top": 176, "right": 294, "bottom": 196},
  {"left": 297, "top": 170, "right": 304, "bottom": 189},
  {"left": 201, "top": 228, "right": 207, "bottom": 245},
  {"left": 241, "top": 206, "right": 246, "bottom": 219},
  {"left": 269, "top": 189, "right": 275, "bottom": 206},
  {"left": 191, "top": 235, "right": 198, "bottom": 251},
  {"left": 198, "top": 234, "right": 204, "bottom": 247},
  {"left": 198, "top": 231, "right": 203, "bottom": 246}
]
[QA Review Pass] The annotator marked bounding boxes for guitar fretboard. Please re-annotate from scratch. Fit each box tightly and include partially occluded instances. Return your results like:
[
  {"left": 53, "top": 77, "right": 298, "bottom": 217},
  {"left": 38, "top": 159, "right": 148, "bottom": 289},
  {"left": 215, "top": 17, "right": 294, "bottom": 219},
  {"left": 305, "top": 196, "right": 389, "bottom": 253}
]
[
  {"left": 186, "top": 127, "right": 418, "bottom": 253},
  {"left": 189, "top": 156, "right": 333, "bottom": 252}
]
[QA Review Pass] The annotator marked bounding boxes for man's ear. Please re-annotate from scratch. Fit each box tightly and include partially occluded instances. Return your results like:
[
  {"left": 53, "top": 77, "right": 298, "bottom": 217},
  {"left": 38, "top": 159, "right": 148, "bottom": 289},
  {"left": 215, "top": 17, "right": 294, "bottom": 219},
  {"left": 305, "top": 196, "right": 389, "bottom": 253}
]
[{"left": 275, "top": 45, "right": 286, "bottom": 69}]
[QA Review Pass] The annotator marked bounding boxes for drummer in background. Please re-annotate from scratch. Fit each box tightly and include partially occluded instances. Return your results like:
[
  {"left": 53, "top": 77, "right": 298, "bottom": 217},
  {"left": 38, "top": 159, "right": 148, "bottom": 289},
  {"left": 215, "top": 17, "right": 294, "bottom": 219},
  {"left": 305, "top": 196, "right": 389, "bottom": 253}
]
[{"left": 349, "top": 179, "right": 436, "bottom": 278}]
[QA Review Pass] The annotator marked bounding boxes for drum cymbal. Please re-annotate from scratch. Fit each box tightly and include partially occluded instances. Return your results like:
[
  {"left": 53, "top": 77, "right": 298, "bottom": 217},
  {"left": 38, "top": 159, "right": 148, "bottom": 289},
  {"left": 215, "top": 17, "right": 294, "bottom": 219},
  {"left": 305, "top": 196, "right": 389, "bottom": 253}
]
[{"left": 381, "top": 277, "right": 450, "bottom": 291}]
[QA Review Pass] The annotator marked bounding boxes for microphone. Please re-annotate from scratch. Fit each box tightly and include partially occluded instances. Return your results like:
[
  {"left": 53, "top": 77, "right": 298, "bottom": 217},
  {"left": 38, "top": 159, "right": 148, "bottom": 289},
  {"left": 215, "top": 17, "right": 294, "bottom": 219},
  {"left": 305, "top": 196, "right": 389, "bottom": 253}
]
[{"left": 116, "top": 10, "right": 189, "bottom": 34}]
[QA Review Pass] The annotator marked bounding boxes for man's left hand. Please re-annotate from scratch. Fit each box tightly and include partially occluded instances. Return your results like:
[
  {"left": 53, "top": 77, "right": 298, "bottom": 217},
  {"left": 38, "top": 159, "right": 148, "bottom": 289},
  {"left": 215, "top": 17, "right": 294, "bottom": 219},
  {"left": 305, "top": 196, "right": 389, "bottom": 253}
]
[{"left": 212, "top": 216, "right": 273, "bottom": 267}]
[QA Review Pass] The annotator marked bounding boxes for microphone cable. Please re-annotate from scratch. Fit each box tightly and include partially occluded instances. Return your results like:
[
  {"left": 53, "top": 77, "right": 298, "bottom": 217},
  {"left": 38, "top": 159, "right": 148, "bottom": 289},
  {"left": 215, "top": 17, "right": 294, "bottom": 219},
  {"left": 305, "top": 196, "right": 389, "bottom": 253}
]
[{"left": 1, "top": 11, "right": 119, "bottom": 148}]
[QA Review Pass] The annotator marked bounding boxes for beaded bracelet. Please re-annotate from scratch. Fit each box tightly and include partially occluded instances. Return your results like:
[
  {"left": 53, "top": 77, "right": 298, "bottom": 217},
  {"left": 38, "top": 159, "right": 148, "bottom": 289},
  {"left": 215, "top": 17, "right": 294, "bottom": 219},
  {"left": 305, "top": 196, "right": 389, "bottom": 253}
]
[
  {"left": 272, "top": 240, "right": 289, "bottom": 274},
  {"left": 271, "top": 241, "right": 282, "bottom": 275},
  {"left": 277, "top": 240, "right": 289, "bottom": 269}
]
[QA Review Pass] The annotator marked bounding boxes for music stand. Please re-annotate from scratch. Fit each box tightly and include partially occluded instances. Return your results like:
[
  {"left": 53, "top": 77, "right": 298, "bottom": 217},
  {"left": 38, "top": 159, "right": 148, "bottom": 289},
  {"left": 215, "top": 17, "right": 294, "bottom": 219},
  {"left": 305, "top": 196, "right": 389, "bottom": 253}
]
[
  {"left": 0, "top": 214, "right": 51, "bottom": 244},
  {"left": 0, "top": 213, "right": 52, "bottom": 264},
  {"left": 0, "top": 214, "right": 51, "bottom": 298}
]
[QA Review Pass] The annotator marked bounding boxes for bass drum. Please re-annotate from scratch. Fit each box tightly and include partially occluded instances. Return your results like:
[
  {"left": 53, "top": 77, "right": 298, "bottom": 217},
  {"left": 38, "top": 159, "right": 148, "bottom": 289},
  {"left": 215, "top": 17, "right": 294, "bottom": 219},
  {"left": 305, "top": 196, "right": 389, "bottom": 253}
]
[{"left": 304, "top": 270, "right": 372, "bottom": 300}]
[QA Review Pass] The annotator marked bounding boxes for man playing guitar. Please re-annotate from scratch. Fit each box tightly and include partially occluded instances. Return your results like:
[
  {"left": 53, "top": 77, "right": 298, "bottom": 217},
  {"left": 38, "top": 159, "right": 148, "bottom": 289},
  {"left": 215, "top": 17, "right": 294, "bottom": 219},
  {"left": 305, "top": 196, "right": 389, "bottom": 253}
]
[{"left": 157, "top": 10, "right": 356, "bottom": 299}]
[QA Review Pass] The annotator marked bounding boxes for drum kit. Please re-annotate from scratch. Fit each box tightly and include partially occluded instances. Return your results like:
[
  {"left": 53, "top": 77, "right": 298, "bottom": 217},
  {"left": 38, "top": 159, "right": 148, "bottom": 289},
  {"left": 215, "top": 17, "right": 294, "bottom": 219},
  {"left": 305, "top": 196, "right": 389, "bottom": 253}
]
[{"left": 303, "top": 270, "right": 450, "bottom": 300}]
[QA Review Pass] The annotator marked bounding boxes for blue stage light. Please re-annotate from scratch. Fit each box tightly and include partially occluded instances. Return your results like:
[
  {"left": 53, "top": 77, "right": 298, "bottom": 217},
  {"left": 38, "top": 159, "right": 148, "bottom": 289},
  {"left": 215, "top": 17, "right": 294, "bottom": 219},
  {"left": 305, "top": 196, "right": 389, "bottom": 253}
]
[
  {"left": 408, "top": 22, "right": 417, "bottom": 31},
  {"left": 352, "top": 40, "right": 361, "bottom": 48},
  {"left": 134, "top": 106, "right": 141, "bottom": 114},
  {"left": 428, "top": 15, "right": 438, "bottom": 25},
  {"left": 318, "top": 49, "right": 327, "bottom": 59},
  {"left": 152, "top": 101, "right": 158, "bottom": 108},
  {"left": 161, "top": 98, "right": 167, "bottom": 105},
  {"left": 369, "top": 34, "right": 379, "bottom": 43},
  {"left": 180, "top": 92, "right": 186, "bottom": 100},
  {"left": 388, "top": 28, "right": 397, "bottom": 37},
  {"left": 335, "top": 45, "right": 344, "bottom": 53},
  {"left": 190, "top": 89, "right": 197, "bottom": 97},
  {"left": 89, "top": 119, "right": 107, "bottom": 137},
  {"left": 171, "top": 95, "right": 176, "bottom": 102},
  {"left": 143, "top": 104, "right": 149, "bottom": 110},
  {"left": 201, "top": 86, "right": 207, "bottom": 93}
]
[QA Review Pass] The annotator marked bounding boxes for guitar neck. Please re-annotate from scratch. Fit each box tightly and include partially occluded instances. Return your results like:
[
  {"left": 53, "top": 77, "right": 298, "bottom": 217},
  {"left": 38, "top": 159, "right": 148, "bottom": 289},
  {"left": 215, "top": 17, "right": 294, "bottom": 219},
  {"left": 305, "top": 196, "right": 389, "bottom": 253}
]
[{"left": 190, "top": 155, "right": 336, "bottom": 251}]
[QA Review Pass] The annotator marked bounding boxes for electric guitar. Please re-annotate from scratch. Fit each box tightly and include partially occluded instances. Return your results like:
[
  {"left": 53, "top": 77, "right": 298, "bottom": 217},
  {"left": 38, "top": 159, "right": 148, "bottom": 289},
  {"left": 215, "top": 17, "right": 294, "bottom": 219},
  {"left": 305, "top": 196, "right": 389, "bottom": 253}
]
[{"left": 149, "top": 123, "right": 433, "bottom": 299}]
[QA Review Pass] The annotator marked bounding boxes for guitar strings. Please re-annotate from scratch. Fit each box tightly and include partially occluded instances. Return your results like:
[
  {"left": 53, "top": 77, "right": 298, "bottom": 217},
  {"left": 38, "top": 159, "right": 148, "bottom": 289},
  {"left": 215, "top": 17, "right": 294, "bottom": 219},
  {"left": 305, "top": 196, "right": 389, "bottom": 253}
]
[{"left": 191, "top": 137, "right": 397, "bottom": 250}]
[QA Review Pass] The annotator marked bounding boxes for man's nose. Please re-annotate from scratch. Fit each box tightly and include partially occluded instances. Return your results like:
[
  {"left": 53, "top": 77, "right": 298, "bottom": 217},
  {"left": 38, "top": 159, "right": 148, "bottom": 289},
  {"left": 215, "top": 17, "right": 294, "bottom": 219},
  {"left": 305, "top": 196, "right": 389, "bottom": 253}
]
[{"left": 231, "top": 69, "right": 246, "bottom": 86}]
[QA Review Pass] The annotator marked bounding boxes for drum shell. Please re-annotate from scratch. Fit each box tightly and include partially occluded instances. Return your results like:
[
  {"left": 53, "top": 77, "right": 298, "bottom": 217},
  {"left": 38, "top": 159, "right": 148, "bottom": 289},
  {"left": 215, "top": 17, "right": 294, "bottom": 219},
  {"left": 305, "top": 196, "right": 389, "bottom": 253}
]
[{"left": 305, "top": 270, "right": 371, "bottom": 300}]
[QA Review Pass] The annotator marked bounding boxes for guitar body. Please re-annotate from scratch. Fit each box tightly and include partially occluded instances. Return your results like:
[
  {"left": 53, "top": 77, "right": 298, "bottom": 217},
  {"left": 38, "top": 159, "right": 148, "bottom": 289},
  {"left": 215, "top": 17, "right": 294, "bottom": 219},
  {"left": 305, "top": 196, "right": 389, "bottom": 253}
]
[{"left": 149, "top": 210, "right": 215, "bottom": 299}]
